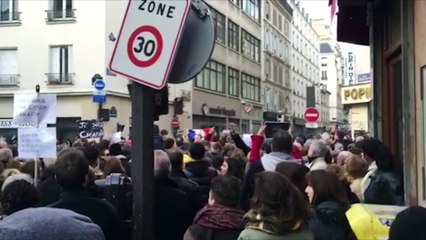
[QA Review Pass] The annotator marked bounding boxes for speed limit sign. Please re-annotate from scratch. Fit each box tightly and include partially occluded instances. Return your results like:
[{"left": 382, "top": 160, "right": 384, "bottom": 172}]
[{"left": 109, "top": 0, "right": 191, "bottom": 90}]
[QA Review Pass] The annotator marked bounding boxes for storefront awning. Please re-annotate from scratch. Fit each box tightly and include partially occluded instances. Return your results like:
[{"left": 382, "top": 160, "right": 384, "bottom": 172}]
[{"left": 334, "top": 0, "right": 370, "bottom": 45}]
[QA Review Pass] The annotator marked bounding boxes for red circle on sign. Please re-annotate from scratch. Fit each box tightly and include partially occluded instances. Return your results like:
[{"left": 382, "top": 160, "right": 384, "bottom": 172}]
[
  {"left": 171, "top": 117, "right": 180, "bottom": 128},
  {"left": 127, "top": 25, "right": 163, "bottom": 68},
  {"left": 304, "top": 108, "right": 320, "bottom": 123}
]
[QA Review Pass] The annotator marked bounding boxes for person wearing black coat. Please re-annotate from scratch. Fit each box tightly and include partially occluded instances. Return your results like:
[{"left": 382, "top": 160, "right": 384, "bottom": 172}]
[
  {"left": 169, "top": 151, "right": 203, "bottom": 218},
  {"left": 306, "top": 170, "right": 357, "bottom": 240},
  {"left": 154, "top": 150, "right": 192, "bottom": 240},
  {"left": 49, "top": 148, "right": 121, "bottom": 240},
  {"left": 37, "top": 167, "right": 61, "bottom": 206},
  {"left": 184, "top": 143, "right": 218, "bottom": 205}
]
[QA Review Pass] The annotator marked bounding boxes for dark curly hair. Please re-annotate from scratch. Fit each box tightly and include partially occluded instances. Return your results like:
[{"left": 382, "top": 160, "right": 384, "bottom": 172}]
[
  {"left": 251, "top": 171, "right": 311, "bottom": 230},
  {"left": 1, "top": 180, "right": 39, "bottom": 215}
]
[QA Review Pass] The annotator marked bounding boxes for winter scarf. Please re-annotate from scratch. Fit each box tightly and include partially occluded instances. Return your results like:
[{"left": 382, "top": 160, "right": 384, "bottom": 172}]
[
  {"left": 244, "top": 209, "right": 303, "bottom": 235},
  {"left": 193, "top": 205, "right": 245, "bottom": 230}
]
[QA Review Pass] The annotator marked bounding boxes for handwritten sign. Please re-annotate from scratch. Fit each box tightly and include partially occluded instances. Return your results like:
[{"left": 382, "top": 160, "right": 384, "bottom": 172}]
[
  {"left": 0, "top": 119, "right": 48, "bottom": 129},
  {"left": 13, "top": 93, "right": 57, "bottom": 125},
  {"left": 18, "top": 127, "right": 57, "bottom": 158},
  {"left": 77, "top": 120, "right": 104, "bottom": 139}
]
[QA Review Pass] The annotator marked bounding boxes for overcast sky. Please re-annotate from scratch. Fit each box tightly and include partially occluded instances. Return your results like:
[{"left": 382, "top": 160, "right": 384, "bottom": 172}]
[{"left": 300, "top": 0, "right": 338, "bottom": 40}]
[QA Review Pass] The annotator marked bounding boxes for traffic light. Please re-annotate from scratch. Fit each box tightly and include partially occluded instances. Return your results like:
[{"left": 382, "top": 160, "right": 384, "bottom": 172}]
[
  {"left": 153, "top": 86, "right": 169, "bottom": 121},
  {"left": 127, "top": 83, "right": 169, "bottom": 121},
  {"left": 174, "top": 97, "right": 184, "bottom": 115}
]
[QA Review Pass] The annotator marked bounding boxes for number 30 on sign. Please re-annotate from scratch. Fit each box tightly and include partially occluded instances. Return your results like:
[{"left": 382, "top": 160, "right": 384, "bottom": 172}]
[
  {"left": 127, "top": 25, "right": 163, "bottom": 68},
  {"left": 109, "top": 0, "right": 191, "bottom": 90}
]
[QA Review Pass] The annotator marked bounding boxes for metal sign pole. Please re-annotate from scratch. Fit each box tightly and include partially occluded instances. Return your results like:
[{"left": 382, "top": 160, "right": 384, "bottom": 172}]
[
  {"left": 131, "top": 81, "right": 154, "bottom": 240},
  {"left": 34, "top": 84, "right": 40, "bottom": 187}
]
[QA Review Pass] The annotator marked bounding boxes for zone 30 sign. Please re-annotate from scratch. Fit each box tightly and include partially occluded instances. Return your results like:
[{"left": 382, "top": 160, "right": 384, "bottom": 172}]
[{"left": 109, "top": 0, "right": 191, "bottom": 90}]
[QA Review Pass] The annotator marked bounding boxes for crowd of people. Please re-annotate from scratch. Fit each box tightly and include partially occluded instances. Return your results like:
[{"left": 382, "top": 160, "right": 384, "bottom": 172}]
[{"left": 0, "top": 125, "right": 424, "bottom": 240}]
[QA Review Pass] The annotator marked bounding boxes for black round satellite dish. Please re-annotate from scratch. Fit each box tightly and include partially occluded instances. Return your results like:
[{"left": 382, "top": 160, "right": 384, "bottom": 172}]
[{"left": 168, "top": 0, "right": 216, "bottom": 84}]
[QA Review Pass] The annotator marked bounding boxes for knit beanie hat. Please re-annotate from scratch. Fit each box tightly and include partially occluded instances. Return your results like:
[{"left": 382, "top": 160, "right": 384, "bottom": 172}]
[
  {"left": 0, "top": 207, "right": 105, "bottom": 240},
  {"left": 389, "top": 206, "right": 426, "bottom": 240}
]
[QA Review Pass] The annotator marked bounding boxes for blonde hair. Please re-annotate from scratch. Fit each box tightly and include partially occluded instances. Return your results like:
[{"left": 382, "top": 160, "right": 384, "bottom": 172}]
[
  {"left": 345, "top": 154, "right": 368, "bottom": 180},
  {"left": 326, "top": 164, "right": 348, "bottom": 182},
  {"left": 2, "top": 173, "right": 33, "bottom": 192},
  {"left": 2, "top": 168, "right": 21, "bottom": 180}
]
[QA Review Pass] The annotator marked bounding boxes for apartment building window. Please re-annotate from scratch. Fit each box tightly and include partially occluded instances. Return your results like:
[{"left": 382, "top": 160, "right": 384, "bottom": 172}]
[
  {"left": 272, "top": 9, "right": 277, "bottom": 26},
  {"left": 241, "top": 29, "right": 260, "bottom": 62},
  {"left": 321, "top": 70, "right": 328, "bottom": 80},
  {"left": 284, "top": 21, "right": 289, "bottom": 36},
  {"left": 48, "top": 46, "right": 73, "bottom": 84},
  {"left": 265, "top": 1, "right": 270, "bottom": 20},
  {"left": 273, "top": 63, "right": 278, "bottom": 82},
  {"left": 229, "top": 0, "right": 239, "bottom": 6},
  {"left": 321, "top": 63, "right": 327, "bottom": 67},
  {"left": 241, "top": 73, "right": 260, "bottom": 102},
  {"left": 0, "top": 0, "right": 19, "bottom": 21},
  {"left": 241, "top": 0, "right": 260, "bottom": 22},
  {"left": 47, "top": 0, "right": 75, "bottom": 21},
  {"left": 285, "top": 69, "right": 290, "bottom": 88},
  {"left": 0, "top": 49, "right": 18, "bottom": 86},
  {"left": 278, "top": 15, "right": 282, "bottom": 32},
  {"left": 278, "top": 66, "right": 283, "bottom": 85},
  {"left": 210, "top": 8, "right": 225, "bottom": 44},
  {"left": 265, "top": 58, "right": 271, "bottom": 79},
  {"left": 195, "top": 60, "right": 225, "bottom": 93},
  {"left": 228, "top": 20, "right": 239, "bottom": 51},
  {"left": 228, "top": 67, "right": 239, "bottom": 97}
]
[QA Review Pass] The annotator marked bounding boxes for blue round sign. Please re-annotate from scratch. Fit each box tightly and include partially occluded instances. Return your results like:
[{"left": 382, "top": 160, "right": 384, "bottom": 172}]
[{"left": 94, "top": 80, "right": 105, "bottom": 90}]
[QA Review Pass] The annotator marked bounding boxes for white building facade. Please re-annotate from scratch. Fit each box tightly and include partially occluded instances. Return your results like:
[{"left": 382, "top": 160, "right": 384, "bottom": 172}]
[
  {"left": 0, "top": 0, "right": 136, "bottom": 142},
  {"left": 0, "top": 0, "right": 266, "bottom": 141},
  {"left": 287, "top": 0, "right": 321, "bottom": 132},
  {"left": 319, "top": 43, "right": 344, "bottom": 124},
  {"left": 261, "top": 0, "right": 292, "bottom": 119},
  {"left": 312, "top": 18, "right": 346, "bottom": 130}
]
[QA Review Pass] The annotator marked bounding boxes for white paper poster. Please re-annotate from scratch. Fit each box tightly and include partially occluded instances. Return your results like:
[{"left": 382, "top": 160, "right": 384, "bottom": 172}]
[
  {"left": 18, "top": 127, "right": 57, "bottom": 158},
  {"left": 13, "top": 93, "right": 57, "bottom": 125}
]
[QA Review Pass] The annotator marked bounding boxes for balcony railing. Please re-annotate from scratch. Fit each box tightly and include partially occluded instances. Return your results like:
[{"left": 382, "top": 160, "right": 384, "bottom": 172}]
[
  {"left": 0, "top": 11, "right": 21, "bottom": 22},
  {"left": 0, "top": 74, "right": 19, "bottom": 86},
  {"left": 46, "top": 73, "right": 74, "bottom": 85},
  {"left": 46, "top": 9, "right": 76, "bottom": 21}
]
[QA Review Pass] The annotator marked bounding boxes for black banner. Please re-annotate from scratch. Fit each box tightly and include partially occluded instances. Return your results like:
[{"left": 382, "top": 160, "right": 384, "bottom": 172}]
[{"left": 77, "top": 120, "right": 104, "bottom": 139}]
